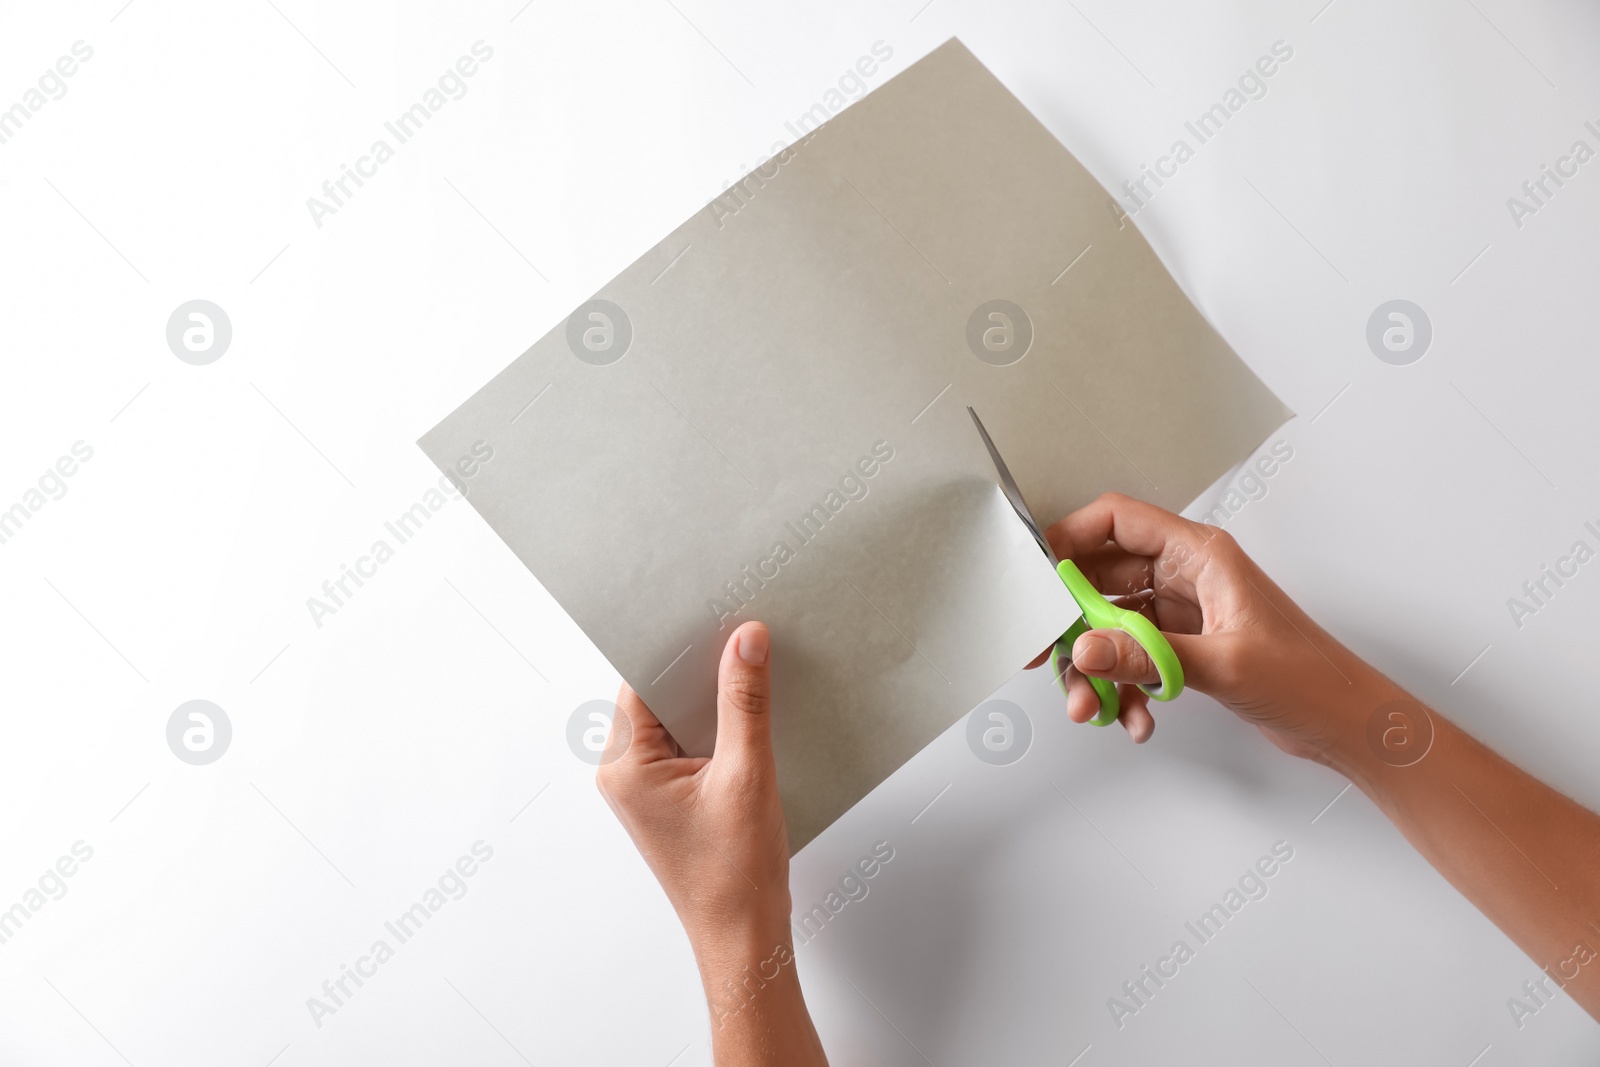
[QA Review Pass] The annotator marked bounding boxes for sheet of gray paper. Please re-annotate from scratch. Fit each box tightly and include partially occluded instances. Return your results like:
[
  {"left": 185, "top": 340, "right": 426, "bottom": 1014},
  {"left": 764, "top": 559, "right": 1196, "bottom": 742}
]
[{"left": 419, "top": 38, "right": 1292, "bottom": 851}]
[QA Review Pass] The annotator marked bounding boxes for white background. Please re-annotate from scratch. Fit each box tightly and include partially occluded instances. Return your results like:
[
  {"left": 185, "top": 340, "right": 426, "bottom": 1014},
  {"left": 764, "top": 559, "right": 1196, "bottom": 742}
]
[{"left": 2, "top": 0, "right": 1598, "bottom": 1063}]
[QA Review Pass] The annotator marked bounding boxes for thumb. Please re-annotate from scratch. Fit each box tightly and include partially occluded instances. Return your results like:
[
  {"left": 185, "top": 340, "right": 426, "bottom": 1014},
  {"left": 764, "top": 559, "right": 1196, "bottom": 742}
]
[
  {"left": 1160, "top": 631, "right": 1243, "bottom": 699},
  {"left": 1072, "top": 629, "right": 1237, "bottom": 698},
  {"left": 1070, "top": 629, "right": 1158, "bottom": 685},
  {"left": 714, "top": 621, "right": 773, "bottom": 763}
]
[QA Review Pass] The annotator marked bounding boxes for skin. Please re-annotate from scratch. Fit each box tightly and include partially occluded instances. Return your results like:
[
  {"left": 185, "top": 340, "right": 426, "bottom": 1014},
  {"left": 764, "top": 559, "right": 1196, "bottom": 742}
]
[
  {"left": 597, "top": 621, "right": 827, "bottom": 1066},
  {"left": 600, "top": 494, "right": 1600, "bottom": 1062}
]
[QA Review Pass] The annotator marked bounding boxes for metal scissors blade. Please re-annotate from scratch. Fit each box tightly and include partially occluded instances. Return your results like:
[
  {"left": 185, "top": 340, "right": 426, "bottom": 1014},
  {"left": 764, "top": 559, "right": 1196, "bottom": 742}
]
[{"left": 967, "top": 406, "right": 1058, "bottom": 566}]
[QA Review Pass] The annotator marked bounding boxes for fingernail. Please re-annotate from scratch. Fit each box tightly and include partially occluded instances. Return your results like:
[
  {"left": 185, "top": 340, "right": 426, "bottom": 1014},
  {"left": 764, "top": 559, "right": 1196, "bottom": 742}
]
[
  {"left": 1074, "top": 634, "right": 1113, "bottom": 672},
  {"left": 737, "top": 624, "right": 769, "bottom": 665}
]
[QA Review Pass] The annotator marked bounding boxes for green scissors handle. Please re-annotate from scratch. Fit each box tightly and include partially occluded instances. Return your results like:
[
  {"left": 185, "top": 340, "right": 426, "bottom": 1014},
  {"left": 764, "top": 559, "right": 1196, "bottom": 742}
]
[
  {"left": 1048, "top": 559, "right": 1184, "bottom": 726},
  {"left": 964, "top": 405, "right": 1185, "bottom": 728}
]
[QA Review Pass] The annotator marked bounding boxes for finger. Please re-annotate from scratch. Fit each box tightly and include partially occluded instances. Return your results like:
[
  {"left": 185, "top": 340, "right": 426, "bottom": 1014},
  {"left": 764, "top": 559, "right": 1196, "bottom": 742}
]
[
  {"left": 1032, "top": 572, "right": 1186, "bottom": 685},
  {"left": 1072, "top": 628, "right": 1244, "bottom": 700},
  {"left": 1071, "top": 629, "right": 1160, "bottom": 686},
  {"left": 1117, "top": 685, "right": 1155, "bottom": 743},
  {"left": 1070, "top": 545, "right": 1157, "bottom": 599},
  {"left": 1046, "top": 493, "right": 1193, "bottom": 564},
  {"left": 608, "top": 682, "right": 676, "bottom": 764},
  {"left": 713, "top": 621, "right": 774, "bottom": 764},
  {"left": 1069, "top": 542, "right": 1207, "bottom": 633},
  {"left": 1064, "top": 665, "right": 1102, "bottom": 724},
  {"left": 1108, "top": 588, "right": 1158, "bottom": 621}
]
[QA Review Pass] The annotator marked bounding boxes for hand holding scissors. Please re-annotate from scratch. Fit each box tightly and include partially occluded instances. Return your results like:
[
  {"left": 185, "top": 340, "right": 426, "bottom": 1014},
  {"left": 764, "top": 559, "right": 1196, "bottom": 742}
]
[{"left": 969, "top": 407, "right": 1184, "bottom": 726}]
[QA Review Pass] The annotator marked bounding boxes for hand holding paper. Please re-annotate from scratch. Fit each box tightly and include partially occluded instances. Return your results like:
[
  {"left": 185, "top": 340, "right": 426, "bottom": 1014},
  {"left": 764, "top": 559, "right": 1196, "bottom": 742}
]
[{"left": 596, "top": 622, "right": 828, "bottom": 1062}]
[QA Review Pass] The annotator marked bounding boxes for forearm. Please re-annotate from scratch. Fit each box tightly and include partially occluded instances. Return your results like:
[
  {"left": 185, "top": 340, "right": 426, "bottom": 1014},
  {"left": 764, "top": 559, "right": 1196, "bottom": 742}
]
[
  {"left": 1042, "top": 495, "right": 1600, "bottom": 1018},
  {"left": 694, "top": 918, "right": 828, "bottom": 1066},
  {"left": 1319, "top": 673, "right": 1600, "bottom": 1017}
]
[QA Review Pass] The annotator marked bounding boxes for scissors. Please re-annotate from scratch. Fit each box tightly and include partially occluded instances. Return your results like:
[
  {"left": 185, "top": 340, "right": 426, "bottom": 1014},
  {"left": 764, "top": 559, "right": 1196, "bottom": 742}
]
[{"left": 968, "top": 406, "right": 1184, "bottom": 726}]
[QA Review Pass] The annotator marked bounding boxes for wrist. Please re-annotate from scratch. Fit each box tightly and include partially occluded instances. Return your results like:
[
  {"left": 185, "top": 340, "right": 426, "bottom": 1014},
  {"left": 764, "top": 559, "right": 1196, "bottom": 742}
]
[
  {"left": 696, "top": 925, "right": 804, "bottom": 1034},
  {"left": 687, "top": 895, "right": 793, "bottom": 977},
  {"left": 1311, "top": 665, "right": 1435, "bottom": 796}
]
